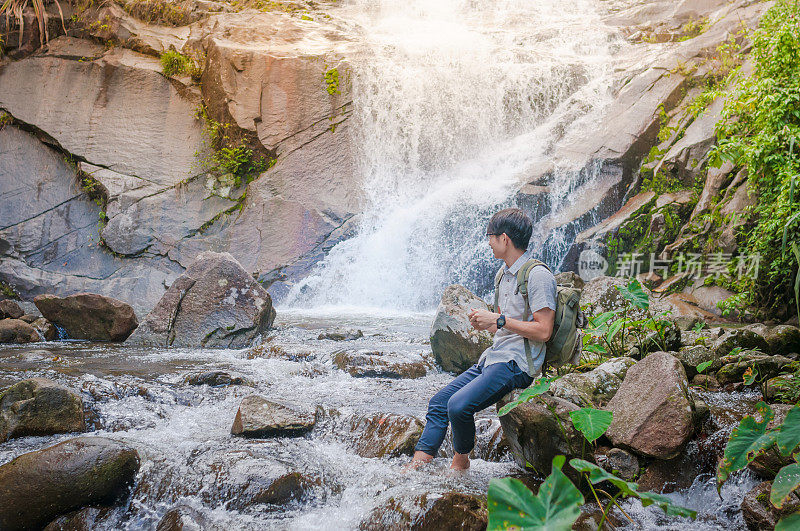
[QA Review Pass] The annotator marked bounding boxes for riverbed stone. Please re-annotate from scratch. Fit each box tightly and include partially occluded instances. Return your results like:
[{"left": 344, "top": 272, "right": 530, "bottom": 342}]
[
  {"left": 594, "top": 447, "right": 640, "bottom": 482},
  {"left": 715, "top": 353, "right": 793, "bottom": 385},
  {"left": 706, "top": 327, "right": 770, "bottom": 358},
  {"left": 156, "top": 505, "right": 216, "bottom": 531},
  {"left": 549, "top": 356, "right": 636, "bottom": 407},
  {"left": 743, "top": 324, "right": 800, "bottom": 356},
  {"left": 0, "top": 436, "right": 140, "bottom": 530},
  {"left": 741, "top": 481, "right": 800, "bottom": 531},
  {"left": 605, "top": 352, "right": 696, "bottom": 459},
  {"left": 226, "top": 471, "right": 322, "bottom": 511},
  {"left": 360, "top": 491, "right": 487, "bottom": 531},
  {"left": 0, "top": 318, "right": 40, "bottom": 344},
  {"left": 430, "top": 285, "right": 493, "bottom": 373},
  {"left": 333, "top": 349, "right": 429, "bottom": 379},
  {"left": 127, "top": 252, "right": 275, "bottom": 348},
  {"left": 0, "top": 378, "right": 85, "bottom": 442},
  {"left": 34, "top": 293, "right": 138, "bottom": 341},
  {"left": 44, "top": 507, "right": 112, "bottom": 531},
  {"left": 184, "top": 371, "right": 254, "bottom": 387},
  {"left": 32, "top": 317, "right": 58, "bottom": 341},
  {"left": 318, "top": 329, "right": 363, "bottom": 341},
  {"left": 347, "top": 413, "right": 424, "bottom": 458},
  {"left": 674, "top": 344, "right": 716, "bottom": 378},
  {"left": 231, "top": 395, "right": 315, "bottom": 437},
  {"left": 0, "top": 299, "right": 23, "bottom": 319}
]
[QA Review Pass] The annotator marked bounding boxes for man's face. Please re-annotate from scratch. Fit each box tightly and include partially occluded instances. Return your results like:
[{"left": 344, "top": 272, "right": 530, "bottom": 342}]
[{"left": 487, "top": 232, "right": 506, "bottom": 258}]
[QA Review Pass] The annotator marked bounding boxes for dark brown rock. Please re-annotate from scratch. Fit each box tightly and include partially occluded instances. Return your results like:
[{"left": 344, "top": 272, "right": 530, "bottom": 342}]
[
  {"left": 605, "top": 352, "right": 695, "bottom": 459},
  {"left": 594, "top": 447, "right": 640, "bottom": 482},
  {"left": 430, "top": 285, "right": 493, "bottom": 373},
  {"left": 43, "top": 507, "right": 111, "bottom": 531},
  {"left": 226, "top": 472, "right": 321, "bottom": 511},
  {"left": 360, "top": 491, "right": 487, "bottom": 531},
  {"left": 0, "top": 318, "right": 40, "bottom": 343},
  {"left": 34, "top": 293, "right": 138, "bottom": 341},
  {"left": 230, "top": 395, "right": 315, "bottom": 437},
  {"left": 0, "top": 437, "right": 140, "bottom": 531},
  {"left": 0, "top": 378, "right": 85, "bottom": 442},
  {"left": 127, "top": 251, "right": 275, "bottom": 348},
  {"left": 156, "top": 505, "right": 214, "bottom": 531},
  {"left": 0, "top": 299, "right": 24, "bottom": 319},
  {"left": 347, "top": 413, "right": 424, "bottom": 458},
  {"left": 32, "top": 317, "right": 58, "bottom": 341},
  {"left": 18, "top": 313, "right": 37, "bottom": 323},
  {"left": 637, "top": 452, "right": 700, "bottom": 494},
  {"left": 184, "top": 371, "right": 254, "bottom": 387}
]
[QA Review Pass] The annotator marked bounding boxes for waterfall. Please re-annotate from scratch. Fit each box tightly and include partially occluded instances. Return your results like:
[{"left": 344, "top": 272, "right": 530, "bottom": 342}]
[{"left": 286, "top": 0, "right": 622, "bottom": 311}]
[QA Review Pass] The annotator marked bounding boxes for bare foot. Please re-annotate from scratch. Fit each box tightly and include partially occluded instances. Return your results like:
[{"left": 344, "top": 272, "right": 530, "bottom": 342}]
[
  {"left": 402, "top": 450, "right": 433, "bottom": 473},
  {"left": 450, "top": 452, "right": 470, "bottom": 471}
]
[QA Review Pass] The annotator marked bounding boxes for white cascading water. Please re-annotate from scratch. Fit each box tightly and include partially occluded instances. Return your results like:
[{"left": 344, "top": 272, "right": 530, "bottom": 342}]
[{"left": 286, "top": 0, "right": 622, "bottom": 311}]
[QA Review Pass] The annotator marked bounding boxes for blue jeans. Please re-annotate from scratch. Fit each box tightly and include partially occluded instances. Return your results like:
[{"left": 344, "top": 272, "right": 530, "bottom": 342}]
[{"left": 415, "top": 360, "right": 533, "bottom": 456}]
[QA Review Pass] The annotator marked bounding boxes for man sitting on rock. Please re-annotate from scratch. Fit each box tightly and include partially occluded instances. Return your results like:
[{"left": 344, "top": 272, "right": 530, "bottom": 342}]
[{"left": 408, "top": 208, "right": 557, "bottom": 471}]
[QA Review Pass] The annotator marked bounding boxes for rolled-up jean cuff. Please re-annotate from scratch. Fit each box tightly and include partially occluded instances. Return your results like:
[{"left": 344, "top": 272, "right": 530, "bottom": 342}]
[{"left": 413, "top": 443, "right": 436, "bottom": 456}]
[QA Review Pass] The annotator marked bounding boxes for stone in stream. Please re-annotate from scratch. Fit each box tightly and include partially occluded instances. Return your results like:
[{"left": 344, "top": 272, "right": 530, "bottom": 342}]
[
  {"left": 127, "top": 251, "right": 276, "bottom": 348},
  {"left": 605, "top": 352, "right": 697, "bottom": 459},
  {"left": 742, "top": 323, "right": 800, "bottom": 356},
  {"left": 0, "top": 318, "right": 40, "bottom": 344},
  {"left": 740, "top": 481, "right": 800, "bottom": 531},
  {"left": 347, "top": 413, "right": 424, "bottom": 458},
  {"left": 635, "top": 452, "right": 699, "bottom": 494},
  {"left": 0, "top": 436, "right": 140, "bottom": 530},
  {"left": 594, "top": 447, "right": 640, "bottom": 482},
  {"left": 0, "top": 378, "right": 85, "bottom": 442},
  {"left": 183, "top": 370, "right": 254, "bottom": 387},
  {"left": 33, "top": 293, "right": 138, "bottom": 341},
  {"left": 332, "top": 349, "right": 430, "bottom": 379},
  {"left": 156, "top": 505, "right": 219, "bottom": 531},
  {"left": 430, "top": 285, "right": 493, "bottom": 374},
  {"left": 360, "top": 491, "right": 487, "bottom": 531},
  {"left": 0, "top": 299, "right": 24, "bottom": 319},
  {"left": 32, "top": 317, "right": 58, "bottom": 341},
  {"left": 318, "top": 329, "right": 363, "bottom": 341},
  {"left": 439, "top": 417, "right": 509, "bottom": 462},
  {"left": 43, "top": 507, "right": 112, "bottom": 531},
  {"left": 549, "top": 356, "right": 636, "bottom": 408},
  {"left": 715, "top": 352, "right": 793, "bottom": 385},
  {"left": 231, "top": 395, "right": 315, "bottom": 437},
  {"left": 704, "top": 327, "right": 770, "bottom": 358}
]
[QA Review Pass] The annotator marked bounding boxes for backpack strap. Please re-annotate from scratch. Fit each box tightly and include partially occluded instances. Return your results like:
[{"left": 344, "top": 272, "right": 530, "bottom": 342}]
[
  {"left": 493, "top": 267, "right": 504, "bottom": 313},
  {"left": 516, "top": 258, "right": 550, "bottom": 375}
]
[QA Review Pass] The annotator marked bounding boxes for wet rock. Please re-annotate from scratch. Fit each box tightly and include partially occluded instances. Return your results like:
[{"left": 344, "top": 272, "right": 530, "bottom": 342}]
[
  {"left": 360, "top": 491, "right": 487, "bottom": 531},
  {"left": 706, "top": 327, "right": 770, "bottom": 358},
  {"left": 580, "top": 276, "right": 632, "bottom": 318},
  {"left": 573, "top": 508, "right": 624, "bottom": 531},
  {"left": 550, "top": 357, "right": 636, "bottom": 407},
  {"left": 333, "top": 349, "right": 429, "bottom": 379},
  {"left": 741, "top": 481, "right": 800, "bottom": 531},
  {"left": 636, "top": 452, "right": 700, "bottom": 494},
  {"left": 0, "top": 378, "right": 85, "bottom": 442},
  {"left": 0, "top": 436, "right": 140, "bottom": 530},
  {"left": 691, "top": 374, "right": 720, "bottom": 390},
  {"left": 34, "top": 293, "right": 138, "bottom": 341},
  {"left": 715, "top": 353, "right": 793, "bottom": 385},
  {"left": 0, "top": 299, "right": 23, "bottom": 319},
  {"left": 605, "top": 352, "right": 696, "bottom": 459},
  {"left": 743, "top": 324, "right": 800, "bottom": 356},
  {"left": 594, "top": 447, "right": 640, "bottom": 482},
  {"left": 128, "top": 252, "right": 275, "bottom": 348},
  {"left": 0, "top": 318, "right": 40, "bottom": 343},
  {"left": 498, "top": 393, "right": 585, "bottom": 476},
  {"left": 226, "top": 472, "right": 321, "bottom": 512},
  {"left": 184, "top": 371, "right": 254, "bottom": 387},
  {"left": 18, "top": 314, "right": 37, "bottom": 323},
  {"left": 347, "top": 413, "right": 424, "bottom": 458},
  {"left": 231, "top": 395, "right": 315, "bottom": 437},
  {"left": 44, "top": 507, "right": 112, "bottom": 531},
  {"left": 156, "top": 505, "right": 215, "bottom": 531},
  {"left": 318, "top": 329, "right": 363, "bottom": 341},
  {"left": 430, "top": 285, "right": 493, "bottom": 373},
  {"left": 675, "top": 344, "right": 716, "bottom": 378}
]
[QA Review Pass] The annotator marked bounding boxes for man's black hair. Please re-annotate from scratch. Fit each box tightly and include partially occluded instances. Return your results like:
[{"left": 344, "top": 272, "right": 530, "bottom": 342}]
[{"left": 488, "top": 208, "right": 532, "bottom": 251}]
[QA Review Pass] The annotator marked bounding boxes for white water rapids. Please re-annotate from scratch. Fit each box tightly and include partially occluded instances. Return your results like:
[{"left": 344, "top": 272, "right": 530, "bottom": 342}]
[{"left": 286, "top": 0, "right": 623, "bottom": 311}]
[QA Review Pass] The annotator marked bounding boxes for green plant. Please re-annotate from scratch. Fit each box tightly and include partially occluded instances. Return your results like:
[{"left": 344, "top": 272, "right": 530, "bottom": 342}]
[
  {"left": 0, "top": 281, "right": 19, "bottom": 300},
  {"left": 774, "top": 365, "right": 800, "bottom": 404},
  {"left": 679, "top": 16, "right": 710, "bottom": 41},
  {"left": 497, "top": 377, "right": 553, "bottom": 416},
  {"left": 569, "top": 408, "right": 613, "bottom": 444},
  {"left": 717, "top": 402, "right": 800, "bottom": 528},
  {"left": 324, "top": 67, "right": 340, "bottom": 95},
  {"left": 160, "top": 50, "right": 198, "bottom": 78}
]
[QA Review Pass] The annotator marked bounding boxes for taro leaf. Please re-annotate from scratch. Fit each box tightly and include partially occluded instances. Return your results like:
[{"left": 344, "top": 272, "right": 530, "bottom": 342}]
[
  {"left": 569, "top": 408, "right": 613, "bottom": 443},
  {"left": 770, "top": 462, "right": 800, "bottom": 509},
  {"left": 607, "top": 319, "right": 625, "bottom": 341},
  {"left": 696, "top": 360, "right": 714, "bottom": 373},
  {"left": 637, "top": 491, "right": 698, "bottom": 519},
  {"left": 718, "top": 401, "right": 776, "bottom": 491},
  {"left": 776, "top": 406, "right": 800, "bottom": 456},
  {"left": 776, "top": 512, "right": 800, "bottom": 531},
  {"left": 487, "top": 456, "right": 583, "bottom": 530},
  {"left": 583, "top": 343, "right": 607, "bottom": 355},
  {"left": 591, "top": 311, "right": 619, "bottom": 328},
  {"left": 497, "top": 378, "right": 553, "bottom": 417},
  {"left": 569, "top": 458, "right": 638, "bottom": 498},
  {"left": 743, "top": 366, "right": 758, "bottom": 385},
  {"left": 617, "top": 278, "right": 650, "bottom": 310}
]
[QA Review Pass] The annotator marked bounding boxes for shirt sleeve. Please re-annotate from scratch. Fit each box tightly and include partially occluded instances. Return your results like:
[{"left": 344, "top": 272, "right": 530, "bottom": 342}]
[{"left": 526, "top": 265, "right": 557, "bottom": 314}]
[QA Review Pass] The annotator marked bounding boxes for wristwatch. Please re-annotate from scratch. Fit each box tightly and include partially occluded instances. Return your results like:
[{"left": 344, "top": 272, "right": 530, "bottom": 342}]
[{"left": 496, "top": 314, "right": 506, "bottom": 329}]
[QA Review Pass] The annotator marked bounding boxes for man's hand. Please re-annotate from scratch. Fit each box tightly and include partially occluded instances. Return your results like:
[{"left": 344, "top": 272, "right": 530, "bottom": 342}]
[{"left": 468, "top": 308, "right": 499, "bottom": 332}]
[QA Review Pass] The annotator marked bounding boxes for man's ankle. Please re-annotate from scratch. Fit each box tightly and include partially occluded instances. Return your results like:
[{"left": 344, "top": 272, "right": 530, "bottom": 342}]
[
  {"left": 412, "top": 450, "right": 434, "bottom": 462},
  {"left": 450, "top": 452, "right": 470, "bottom": 470}
]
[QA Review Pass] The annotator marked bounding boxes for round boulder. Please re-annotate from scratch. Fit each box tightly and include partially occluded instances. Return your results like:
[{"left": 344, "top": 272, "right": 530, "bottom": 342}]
[
  {"left": 231, "top": 395, "right": 315, "bottom": 437},
  {"left": 430, "top": 285, "right": 493, "bottom": 373},
  {"left": 0, "top": 319, "right": 40, "bottom": 344},
  {"left": 0, "top": 437, "right": 140, "bottom": 530},
  {"left": 34, "top": 293, "right": 138, "bottom": 341},
  {"left": 1, "top": 378, "right": 85, "bottom": 442}
]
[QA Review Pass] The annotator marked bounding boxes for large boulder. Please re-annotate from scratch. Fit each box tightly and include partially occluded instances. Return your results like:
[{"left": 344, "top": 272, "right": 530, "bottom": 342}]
[
  {"left": 706, "top": 327, "right": 770, "bottom": 358},
  {"left": 230, "top": 395, "right": 315, "bottom": 437},
  {"left": 346, "top": 413, "right": 424, "bottom": 458},
  {"left": 0, "top": 437, "right": 140, "bottom": 530},
  {"left": 550, "top": 357, "right": 636, "bottom": 407},
  {"left": 743, "top": 324, "right": 800, "bottom": 356},
  {"left": 127, "top": 252, "right": 275, "bottom": 348},
  {"left": 0, "top": 318, "right": 40, "bottom": 343},
  {"left": 0, "top": 378, "right": 85, "bottom": 442},
  {"left": 430, "top": 285, "right": 493, "bottom": 373},
  {"left": 605, "top": 352, "right": 696, "bottom": 459},
  {"left": 34, "top": 293, "right": 138, "bottom": 341},
  {"left": 715, "top": 353, "right": 793, "bottom": 385}
]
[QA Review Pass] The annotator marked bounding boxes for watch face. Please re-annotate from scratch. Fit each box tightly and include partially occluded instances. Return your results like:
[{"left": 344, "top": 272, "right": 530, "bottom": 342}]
[{"left": 497, "top": 315, "right": 505, "bottom": 328}]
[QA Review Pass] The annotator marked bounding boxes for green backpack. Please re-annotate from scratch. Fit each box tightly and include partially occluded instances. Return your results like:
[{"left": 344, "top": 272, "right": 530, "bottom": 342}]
[{"left": 493, "top": 258, "right": 584, "bottom": 374}]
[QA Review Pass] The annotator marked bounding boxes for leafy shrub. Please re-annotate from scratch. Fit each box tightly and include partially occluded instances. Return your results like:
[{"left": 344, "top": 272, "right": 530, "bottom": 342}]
[{"left": 160, "top": 50, "right": 196, "bottom": 77}]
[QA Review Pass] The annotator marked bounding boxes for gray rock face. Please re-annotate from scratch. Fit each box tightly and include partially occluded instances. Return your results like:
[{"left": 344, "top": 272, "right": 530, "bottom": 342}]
[
  {"left": 0, "top": 436, "right": 140, "bottom": 530},
  {"left": 706, "top": 327, "right": 770, "bottom": 358},
  {"left": 230, "top": 395, "right": 315, "bottom": 437},
  {"left": 0, "top": 319, "right": 40, "bottom": 343},
  {"left": 550, "top": 356, "right": 636, "bottom": 407},
  {"left": 0, "top": 378, "right": 85, "bottom": 442},
  {"left": 430, "top": 285, "right": 493, "bottom": 373},
  {"left": 605, "top": 352, "right": 696, "bottom": 459},
  {"left": 127, "top": 252, "right": 275, "bottom": 348},
  {"left": 34, "top": 293, "right": 138, "bottom": 341},
  {"left": 743, "top": 324, "right": 800, "bottom": 356}
]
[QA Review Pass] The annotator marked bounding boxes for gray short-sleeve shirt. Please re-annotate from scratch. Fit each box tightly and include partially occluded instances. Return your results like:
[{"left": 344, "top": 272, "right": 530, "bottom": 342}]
[{"left": 478, "top": 255, "right": 557, "bottom": 376}]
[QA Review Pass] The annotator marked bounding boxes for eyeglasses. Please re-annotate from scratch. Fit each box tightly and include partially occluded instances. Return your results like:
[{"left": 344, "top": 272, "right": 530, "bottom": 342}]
[{"left": 486, "top": 232, "right": 502, "bottom": 237}]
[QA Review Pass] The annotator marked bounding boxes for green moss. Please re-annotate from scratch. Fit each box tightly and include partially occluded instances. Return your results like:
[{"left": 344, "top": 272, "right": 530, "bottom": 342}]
[
  {"left": 678, "top": 17, "right": 711, "bottom": 41},
  {"left": 160, "top": 50, "right": 198, "bottom": 78},
  {"left": 324, "top": 68, "right": 340, "bottom": 95},
  {"left": 0, "top": 281, "right": 19, "bottom": 300}
]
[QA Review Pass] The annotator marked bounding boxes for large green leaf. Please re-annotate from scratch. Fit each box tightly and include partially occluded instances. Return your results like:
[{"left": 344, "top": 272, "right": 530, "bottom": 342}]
[
  {"left": 777, "top": 406, "right": 800, "bottom": 457},
  {"left": 776, "top": 512, "right": 800, "bottom": 531},
  {"left": 607, "top": 319, "right": 625, "bottom": 341},
  {"left": 591, "top": 311, "right": 619, "bottom": 328},
  {"left": 497, "top": 378, "right": 553, "bottom": 417},
  {"left": 569, "top": 408, "right": 613, "bottom": 443},
  {"left": 771, "top": 461, "right": 800, "bottom": 509},
  {"left": 638, "top": 491, "right": 698, "bottom": 519},
  {"left": 617, "top": 278, "right": 650, "bottom": 310},
  {"left": 487, "top": 456, "right": 583, "bottom": 530},
  {"left": 696, "top": 360, "right": 714, "bottom": 373},
  {"left": 718, "top": 402, "right": 777, "bottom": 490}
]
